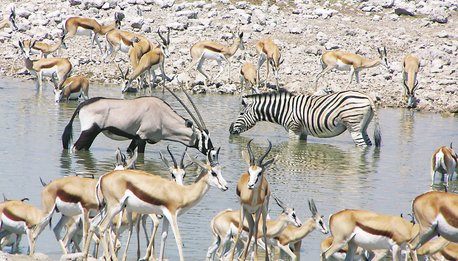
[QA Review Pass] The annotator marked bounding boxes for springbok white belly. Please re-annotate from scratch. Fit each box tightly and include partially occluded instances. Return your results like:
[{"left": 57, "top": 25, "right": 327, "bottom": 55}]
[
  {"left": 67, "top": 89, "right": 82, "bottom": 100},
  {"left": 40, "top": 66, "right": 59, "bottom": 78},
  {"left": 436, "top": 214, "right": 458, "bottom": 242},
  {"left": 201, "top": 50, "right": 226, "bottom": 62},
  {"left": 124, "top": 190, "right": 165, "bottom": 215},
  {"left": 119, "top": 42, "right": 130, "bottom": 53},
  {"left": 1, "top": 215, "right": 27, "bottom": 234},
  {"left": 352, "top": 227, "right": 394, "bottom": 250},
  {"left": 335, "top": 60, "right": 352, "bottom": 71},
  {"left": 76, "top": 27, "right": 93, "bottom": 36},
  {"left": 56, "top": 197, "right": 83, "bottom": 216}
]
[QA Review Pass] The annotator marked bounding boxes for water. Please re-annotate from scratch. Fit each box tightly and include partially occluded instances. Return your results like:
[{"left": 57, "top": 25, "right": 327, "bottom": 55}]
[{"left": 0, "top": 77, "right": 457, "bottom": 260}]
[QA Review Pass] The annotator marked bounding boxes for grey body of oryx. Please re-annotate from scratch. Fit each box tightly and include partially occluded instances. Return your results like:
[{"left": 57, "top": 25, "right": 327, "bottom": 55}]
[{"left": 62, "top": 96, "right": 213, "bottom": 154}]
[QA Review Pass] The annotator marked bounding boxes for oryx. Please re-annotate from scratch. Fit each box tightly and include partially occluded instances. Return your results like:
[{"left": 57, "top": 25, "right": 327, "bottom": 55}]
[{"left": 62, "top": 87, "right": 214, "bottom": 155}]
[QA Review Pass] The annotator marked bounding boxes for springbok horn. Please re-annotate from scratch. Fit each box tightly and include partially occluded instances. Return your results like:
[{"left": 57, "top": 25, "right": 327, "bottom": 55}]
[
  {"left": 450, "top": 142, "right": 453, "bottom": 149},
  {"left": 163, "top": 85, "right": 204, "bottom": 130},
  {"left": 158, "top": 29, "right": 167, "bottom": 45},
  {"left": 180, "top": 147, "right": 187, "bottom": 169},
  {"left": 2, "top": 194, "right": 7, "bottom": 201},
  {"left": 272, "top": 194, "right": 287, "bottom": 211},
  {"left": 167, "top": 27, "right": 171, "bottom": 45},
  {"left": 167, "top": 145, "right": 178, "bottom": 168},
  {"left": 258, "top": 140, "right": 272, "bottom": 166},
  {"left": 208, "top": 147, "right": 220, "bottom": 166},
  {"left": 247, "top": 139, "right": 255, "bottom": 166},
  {"left": 308, "top": 199, "right": 316, "bottom": 215},
  {"left": 115, "top": 62, "right": 125, "bottom": 79},
  {"left": 179, "top": 84, "right": 207, "bottom": 130},
  {"left": 21, "top": 198, "right": 29, "bottom": 202},
  {"left": 39, "top": 177, "right": 48, "bottom": 187}
]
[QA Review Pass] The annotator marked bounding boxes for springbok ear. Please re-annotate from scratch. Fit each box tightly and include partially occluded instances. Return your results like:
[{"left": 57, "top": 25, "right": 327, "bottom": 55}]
[
  {"left": 31, "top": 40, "right": 37, "bottom": 48},
  {"left": 383, "top": 47, "right": 387, "bottom": 55},
  {"left": 239, "top": 32, "right": 244, "bottom": 38},
  {"left": 18, "top": 40, "right": 23, "bottom": 49},
  {"left": 125, "top": 151, "right": 137, "bottom": 169}
]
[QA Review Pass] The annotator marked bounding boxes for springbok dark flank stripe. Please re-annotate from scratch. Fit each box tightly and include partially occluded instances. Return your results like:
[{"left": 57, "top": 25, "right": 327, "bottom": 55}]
[{"left": 229, "top": 90, "right": 381, "bottom": 147}]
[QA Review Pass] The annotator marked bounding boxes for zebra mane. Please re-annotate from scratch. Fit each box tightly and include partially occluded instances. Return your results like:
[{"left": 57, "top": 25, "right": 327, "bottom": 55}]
[{"left": 242, "top": 89, "right": 295, "bottom": 100}]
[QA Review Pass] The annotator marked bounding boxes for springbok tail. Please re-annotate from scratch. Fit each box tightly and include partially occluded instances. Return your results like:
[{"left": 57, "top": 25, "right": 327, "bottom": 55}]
[
  {"left": 95, "top": 175, "right": 104, "bottom": 210},
  {"left": 369, "top": 96, "right": 382, "bottom": 147}
]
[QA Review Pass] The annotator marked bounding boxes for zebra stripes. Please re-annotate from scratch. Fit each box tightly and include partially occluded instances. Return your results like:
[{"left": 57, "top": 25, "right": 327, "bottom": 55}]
[{"left": 229, "top": 90, "right": 381, "bottom": 147}]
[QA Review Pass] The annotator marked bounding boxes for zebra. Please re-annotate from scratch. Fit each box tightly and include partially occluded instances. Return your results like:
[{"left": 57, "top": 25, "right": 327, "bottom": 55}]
[{"left": 229, "top": 90, "right": 381, "bottom": 147}]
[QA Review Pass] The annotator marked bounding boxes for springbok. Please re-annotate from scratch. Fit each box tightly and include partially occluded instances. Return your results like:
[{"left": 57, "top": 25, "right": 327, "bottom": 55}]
[
  {"left": 0, "top": 197, "right": 32, "bottom": 253},
  {"left": 0, "top": 6, "right": 17, "bottom": 31},
  {"left": 22, "top": 35, "right": 67, "bottom": 58},
  {"left": 129, "top": 28, "right": 169, "bottom": 69},
  {"left": 206, "top": 196, "right": 302, "bottom": 260},
  {"left": 114, "top": 147, "right": 137, "bottom": 171},
  {"left": 86, "top": 150, "right": 228, "bottom": 261},
  {"left": 62, "top": 86, "right": 215, "bottom": 155},
  {"left": 117, "top": 36, "right": 170, "bottom": 93},
  {"left": 240, "top": 62, "right": 259, "bottom": 93},
  {"left": 315, "top": 47, "right": 390, "bottom": 90},
  {"left": 416, "top": 236, "right": 456, "bottom": 260},
  {"left": 38, "top": 176, "right": 100, "bottom": 256},
  {"left": 321, "top": 209, "right": 419, "bottom": 261},
  {"left": 104, "top": 30, "right": 143, "bottom": 62},
  {"left": 63, "top": 13, "right": 122, "bottom": 60},
  {"left": 402, "top": 54, "right": 420, "bottom": 108},
  {"left": 268, "top": 200, "right": 329, "bottom": 261},
  {"left": 430, "top": 144, "right": 457, "bottom": 187},
  {"left": 52, "top": 75, "right": 89, "bottom": 103},
  {"left": 229, "top": 139, "right": 274, "bottom": 261},
  {"left": 0, "top": 200, "right": 46, "bottom": 255},
  {"left": 409, "top": 191, "right": 458, "bottom": 260},
  {"left": 255, "top": 38, "right": 283, "bottom": 90},
  {"left": 18, "top": 39, "right": 72, "bottom": 89},
  {"left": 185, "top": 30, "right": 244, "bottom": 85}
]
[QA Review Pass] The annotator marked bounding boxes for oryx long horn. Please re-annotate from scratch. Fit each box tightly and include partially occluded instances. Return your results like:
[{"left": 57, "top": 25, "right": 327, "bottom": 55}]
[
  {"left": 247, "top": 139, "right": 255, "bottom": 166},
  {"left": 158, "top": 28, "right": 167, "bottom": 45},
  {"left": 179, "top": 84, "right": 207, "bottom": 130},
  {"left": 180, "top": 147, "right": 187, "bottom": 169},
  {"left": 272, "top": 194, "right": 287, "bottom": 210},
  {"left": 258, "top": 140, "right": 272, "bottom": 166},
  {"left": 167, "top": 145, "right": 178, "bottom": 168},
  {"left": 164, "top": 85, "right": 204, "bottom": 130}
]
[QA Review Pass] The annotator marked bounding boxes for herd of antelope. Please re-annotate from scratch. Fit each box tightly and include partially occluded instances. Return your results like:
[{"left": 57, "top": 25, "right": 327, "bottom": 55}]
[{"left": 1, "top": 3, "right": 456, "bottom": 261}]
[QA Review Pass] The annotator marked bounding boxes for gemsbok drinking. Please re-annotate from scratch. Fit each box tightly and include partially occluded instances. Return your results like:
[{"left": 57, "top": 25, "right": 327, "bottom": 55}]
[
  {"left": 62, "top": 86, "right": 215, "bottom": 155},
  {"left": 18, "top": 39, "right": 73, "bottom": 89},
  {"left": 315, "top": 47, "right": 390, "bottom": 90},
  {"left": 409, "top": 191, "right": 458, "bottom": 260},
  {"left": 86, "top": 150, "right": 228, "bottom": 261},
  {"left": 321, "top": 209, "right": 419, "bottom": 261},
  {"left": 402, "top": 54, "right": 421, "bottom": 108},
  {"left": 430, "top": 144, "right": 457, "bottom": 187},
  {"left": 229, "top": 90, "right": 381, "bottom": 147}
]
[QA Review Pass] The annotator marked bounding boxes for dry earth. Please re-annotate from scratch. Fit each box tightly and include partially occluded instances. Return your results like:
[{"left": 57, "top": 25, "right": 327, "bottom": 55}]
[{"left": 0, "top": 0, "right": 457, "bottom": 113}]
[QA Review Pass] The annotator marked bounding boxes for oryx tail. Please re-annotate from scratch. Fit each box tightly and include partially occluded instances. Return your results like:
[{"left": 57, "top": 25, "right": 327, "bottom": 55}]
[{"left": 62, "top": 97, "right": 104, "bottom": 149}]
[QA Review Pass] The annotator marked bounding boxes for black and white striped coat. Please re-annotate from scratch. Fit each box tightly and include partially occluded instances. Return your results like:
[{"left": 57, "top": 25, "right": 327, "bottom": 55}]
[{"left": 229, "top": 90, "right": 381, "bottom": 147}]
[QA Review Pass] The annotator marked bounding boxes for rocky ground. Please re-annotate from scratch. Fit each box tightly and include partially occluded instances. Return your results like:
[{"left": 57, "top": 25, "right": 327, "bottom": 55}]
[{"left": 0, "top": 0, "right": 457, "bottom": 113}]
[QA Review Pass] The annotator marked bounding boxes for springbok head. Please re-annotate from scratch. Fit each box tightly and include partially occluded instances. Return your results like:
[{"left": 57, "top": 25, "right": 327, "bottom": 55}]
[
  {"left": 187, "top": 147, "right": 228, "bottom": 191},
  {"left": 273, "top": 194, "right": 302, "bottom": 227},
  {"left": 159, "top": 145, "right": 193, "bottom": 185},
  {"left": 404, "top": 79, "right": 419, "bottom": 109},
  {"left": 234, "top": 29, "right": 245, "bottom": 51},
  {"left": 309, "top": 199, "right": 329, "bottom": 234},
  {"left": 246, "top": 139, "right": 274, "bottom": 189},
  {"left": 114, "top": 12, "right": 122, "bottom": 29},
  {"left": 114, "top": 147, "right": 137, "bottom": 170},
  {"left": 157, "top": 27, "right": 171, "bottom": 58},
  {"left": 270, "top": 54, "right": 284, "bottom": 86},
  {"left": 377, "top": 47, "right": 390, "bottom": 70},
  {"left": 18, "top": 39, "right": 35, "bottom": 59},
  {"left": 116, "top": 63, "right": 134, "bottom": 93},
  {"left": 52, "top": 78, "right": 70, "bottom": 103}
]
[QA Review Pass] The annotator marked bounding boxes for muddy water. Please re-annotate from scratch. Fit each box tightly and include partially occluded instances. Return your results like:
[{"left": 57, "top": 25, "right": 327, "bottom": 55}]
[{"left": 0, "top": 77, "right": 457, "bottom": 260}]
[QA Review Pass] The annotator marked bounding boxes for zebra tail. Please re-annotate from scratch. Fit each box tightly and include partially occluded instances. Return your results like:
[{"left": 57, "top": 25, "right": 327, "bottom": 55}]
[{"left": 370, "top": 97, "right": 382, "bottom": 147}]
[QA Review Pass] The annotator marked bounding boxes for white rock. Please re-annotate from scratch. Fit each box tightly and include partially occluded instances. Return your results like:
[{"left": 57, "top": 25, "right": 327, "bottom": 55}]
[
  {"left": 176, "top": 10, "right": 198, "bottom": 19},
  {"left": 324, "top": 41, "right": 341, "bottom": 50},
  {"left": 130, "top": 17, "right": 144, "bottom": 29},
  {"left": 252, "top": 9, "right": 266, "bottom": 25},
  {"left": 313, "top": 8, "right": 337, "bottom": 18},
  {"left": 16, "top": 9, "right": 32, "bottom": 19},
  {"left": 101, "top": 2, "right": 111, "bottom": 9},
  {"left": 167, "top": 22, "right": 187, "bottom": 31},
  {"left": 68, "top": 0, "right": 82, "bottom": 5}
]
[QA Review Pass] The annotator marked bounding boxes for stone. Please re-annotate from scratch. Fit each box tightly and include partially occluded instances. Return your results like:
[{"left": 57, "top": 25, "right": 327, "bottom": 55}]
[
  {"left": 167, "top": 22, "right": 187, "bottom": 31},
  {"left": 176, "top": 10, "right": 198, "bottom": 19},
  {"left": 130, "top": 17, "right": 144, "bottom": 29},
  {"left": 68, "top": 0, "right": 82, "bottom": 5}
]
